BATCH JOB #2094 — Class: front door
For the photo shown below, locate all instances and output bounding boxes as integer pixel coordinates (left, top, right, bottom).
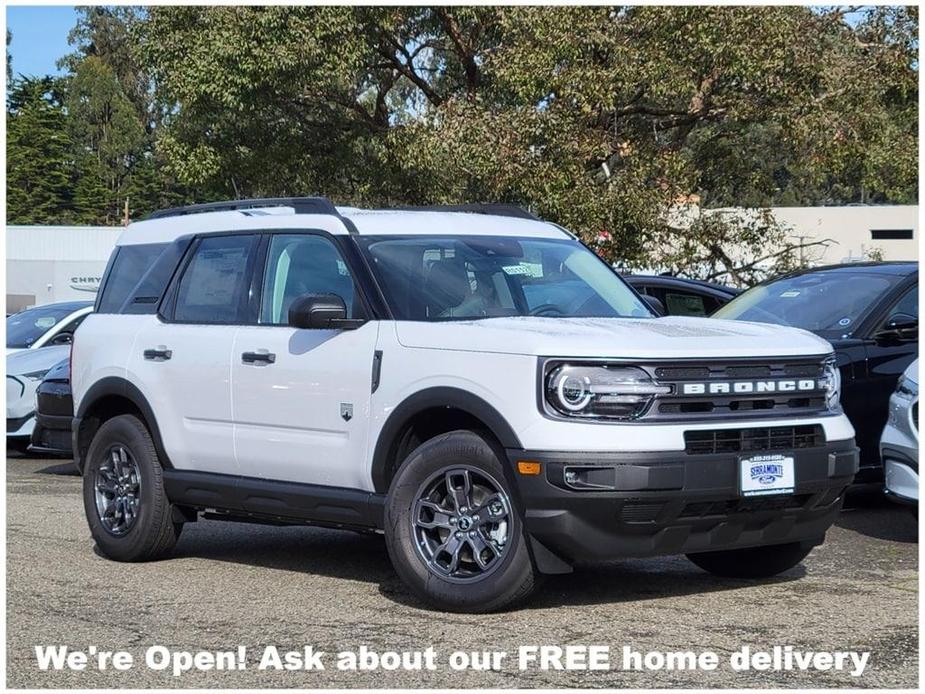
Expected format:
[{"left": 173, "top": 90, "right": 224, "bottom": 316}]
[
  {"left": 858, "top": 284, "right": 919, "bottom": 465},
  {"left": 232, "top": 232, "right": 380, "bottom": 489}
]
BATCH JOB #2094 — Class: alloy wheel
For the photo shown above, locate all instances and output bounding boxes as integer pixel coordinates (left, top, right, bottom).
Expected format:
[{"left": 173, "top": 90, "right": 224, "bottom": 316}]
[
  {"left": 411, "top": 466, "right": 512, "bottom": 582},
  {"left": 94, "top": 445, "right": 142, "bottom": 536}
]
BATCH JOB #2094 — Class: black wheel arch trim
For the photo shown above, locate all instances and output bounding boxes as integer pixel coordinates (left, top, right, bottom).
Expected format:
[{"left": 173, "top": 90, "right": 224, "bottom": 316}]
[
  {"left": 73, "top": 376, "right": 173, "bottom": 473},
  {"left": 370, "top": 387, "right": 523, "bottom": 493}
]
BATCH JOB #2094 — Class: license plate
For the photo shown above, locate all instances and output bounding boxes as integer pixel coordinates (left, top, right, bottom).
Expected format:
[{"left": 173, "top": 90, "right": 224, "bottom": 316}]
[{"left": 739, "top": 454, "right": 795, "bottom": 497}]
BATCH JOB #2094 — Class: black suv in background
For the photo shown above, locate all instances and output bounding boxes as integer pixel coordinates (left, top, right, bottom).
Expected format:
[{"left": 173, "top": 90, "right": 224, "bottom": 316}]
[{"left": 715, "top": 262, "right": 918, "bottom": 481}]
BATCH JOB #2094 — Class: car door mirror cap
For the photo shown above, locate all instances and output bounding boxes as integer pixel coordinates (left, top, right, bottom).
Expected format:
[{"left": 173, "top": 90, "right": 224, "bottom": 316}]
[
  {"left": 288, "top": 293, "right": 365, "bottom": 330},
  {"left": 876, "top": 313, "right": 918, "bottom": 342}
]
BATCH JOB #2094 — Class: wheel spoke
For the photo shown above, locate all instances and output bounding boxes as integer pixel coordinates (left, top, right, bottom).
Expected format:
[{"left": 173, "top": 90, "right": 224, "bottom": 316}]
[
  {"left": 468, "top": 531, "right": 500, "bottom": 569},
  {"left": 475, "top": 493, "right": 508, "bottom": 525},
  {"left": 436, "top": 534, "right": 464, "bottom": 573},
  {"left": 414, "top": 499, "right": 454, "bottom": 530},
  {"left": 445, "top": 469, "right": 472, "bottom": 513}
]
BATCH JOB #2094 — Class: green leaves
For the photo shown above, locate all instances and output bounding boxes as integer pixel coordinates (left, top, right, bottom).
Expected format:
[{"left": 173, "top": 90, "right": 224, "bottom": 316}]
[{"left": 7, "top": 6, "right": 917, "bottom": 282}]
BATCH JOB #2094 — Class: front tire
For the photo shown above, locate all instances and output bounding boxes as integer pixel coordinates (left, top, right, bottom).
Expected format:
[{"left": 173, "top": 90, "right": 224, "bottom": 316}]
[
  {"left": 384, "top": 430, "right": 536, "bottom": 612},
  {"left": 82, "top": 414, "right": 182, "bottom": 561},
  {"left": 686, "top": 541, "right": 814, "bottom": 578}
]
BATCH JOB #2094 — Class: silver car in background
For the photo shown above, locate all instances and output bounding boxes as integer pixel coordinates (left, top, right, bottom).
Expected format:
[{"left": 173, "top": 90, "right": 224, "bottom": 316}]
[{"left": 881, "top": 359, "right": 918, "bottom": 509}]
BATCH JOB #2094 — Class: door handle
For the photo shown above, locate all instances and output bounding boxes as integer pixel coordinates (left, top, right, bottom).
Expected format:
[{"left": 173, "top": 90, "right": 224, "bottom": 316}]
[
  {"left": 143, "top": 346, "right": 172, "bottom": 361},
  {"left": 242, "top": 350, "right": 276, "bottom": 365}
]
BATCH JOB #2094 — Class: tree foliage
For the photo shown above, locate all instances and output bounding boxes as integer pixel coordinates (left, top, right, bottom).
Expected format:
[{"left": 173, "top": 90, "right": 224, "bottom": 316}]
[{"left": 7, "top": 6, "right": 918, "bottom": 282}]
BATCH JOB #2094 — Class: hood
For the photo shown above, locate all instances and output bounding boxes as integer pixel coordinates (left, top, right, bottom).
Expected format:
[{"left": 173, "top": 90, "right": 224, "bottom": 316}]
[
  {"left": 6, "top": 345, "right": 70, "bottom": 377},
  {"left": 395, "top": 316, "right": 834, "bottom": 359}
]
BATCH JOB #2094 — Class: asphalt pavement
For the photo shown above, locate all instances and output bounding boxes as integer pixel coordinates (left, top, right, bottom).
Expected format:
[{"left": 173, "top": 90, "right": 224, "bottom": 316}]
[{"left": 6, "top": 455, "right": 919, "bottom": 688}]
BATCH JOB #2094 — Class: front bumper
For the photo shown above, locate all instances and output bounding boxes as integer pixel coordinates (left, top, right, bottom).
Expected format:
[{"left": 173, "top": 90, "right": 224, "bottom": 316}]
[
  {"left": 509, "top": 439, "right": 858, "bottom": 568},
  {"left": 6, "top": 411, "right": 35, "bottom": 439}
]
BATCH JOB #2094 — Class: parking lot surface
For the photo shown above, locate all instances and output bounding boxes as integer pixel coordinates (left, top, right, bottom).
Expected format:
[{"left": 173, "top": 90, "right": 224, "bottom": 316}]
[{"left": 6, "top": 456, "right": 919, "bottom": 689}]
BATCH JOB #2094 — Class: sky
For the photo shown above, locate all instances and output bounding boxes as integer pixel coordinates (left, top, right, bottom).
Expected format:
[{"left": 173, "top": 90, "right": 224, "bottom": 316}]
[{"left": 7, "top": 6, "right": 78, "bottom": 78}]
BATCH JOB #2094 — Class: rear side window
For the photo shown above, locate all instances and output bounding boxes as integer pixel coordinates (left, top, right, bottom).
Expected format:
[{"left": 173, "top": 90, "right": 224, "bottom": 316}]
[
  {"left": 173, "top": 235, "right": 257, "bottom": 324},
  {"left": 97, "top": 243, "right": 169, "bottom": 313}
]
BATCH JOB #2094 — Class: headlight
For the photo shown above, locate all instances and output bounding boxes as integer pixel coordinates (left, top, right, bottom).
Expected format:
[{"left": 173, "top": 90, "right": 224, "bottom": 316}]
[
  {"left": 20, "top": 369, "right": 50, "bottom": 382},
  {"left": 822, "top": 357, "right": 841, "bottom": 411},
  {"left": 545, "top": 364, "right": 670, "bottom": 420}
]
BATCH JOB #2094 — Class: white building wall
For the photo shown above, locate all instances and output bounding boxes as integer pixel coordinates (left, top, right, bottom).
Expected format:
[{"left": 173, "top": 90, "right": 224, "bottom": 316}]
[
  {"left": 6, "top": 226, "right": 123, "bottom": 310},
  {"left": 768, "top": 205, "right": 918, "bottom": 264}
]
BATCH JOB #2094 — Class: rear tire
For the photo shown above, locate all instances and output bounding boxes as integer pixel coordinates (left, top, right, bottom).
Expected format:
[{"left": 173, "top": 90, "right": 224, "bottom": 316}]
[
  {"left": 384, "top": 429, "right": 536, "bottom": 612},
  {"left": 82, "top": 414, "right": 182, "bottom": 561},
  {"left": 686, "top": 541, "right": 814, "bottom": 578}
]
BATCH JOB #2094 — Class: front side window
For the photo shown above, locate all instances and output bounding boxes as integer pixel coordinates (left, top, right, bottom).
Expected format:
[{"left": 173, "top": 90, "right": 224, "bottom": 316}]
[
  {"left": 713, "top": 270, "right": 901, "bottom": 337},
  {"left": 259, "top": 234, "right": 357, "bottom": 324},
  {"left": 358, "top": 235, "right": 650, "bottom": 321},
  {"left": 884, "top": 285, "right": 918, "bottom": 325},
  {"left": 174, "top": 235, "right": 257, "bottom": 323}
]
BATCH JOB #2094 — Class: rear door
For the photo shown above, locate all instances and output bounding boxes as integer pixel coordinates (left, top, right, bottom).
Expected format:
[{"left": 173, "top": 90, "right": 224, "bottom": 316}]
[
  {"left": 130, "top": 233, "right": 259, "bottom": 473},
  {"left": 231, "top": 232, "right": 379, "bottom": 489}
]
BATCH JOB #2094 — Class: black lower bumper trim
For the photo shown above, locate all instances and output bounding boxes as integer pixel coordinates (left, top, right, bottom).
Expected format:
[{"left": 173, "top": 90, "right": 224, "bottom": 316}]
[{"left": 509, "top": 439, "right": 859, "bottom": 564}]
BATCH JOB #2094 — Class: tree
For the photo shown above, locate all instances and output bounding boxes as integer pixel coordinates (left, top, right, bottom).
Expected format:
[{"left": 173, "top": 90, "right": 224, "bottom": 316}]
[
  {"left": 6, "top": 77, "right": 76, "bottom": 223},
  {"left": 66, "top": 55, "right": 146, "bottom": 223}
]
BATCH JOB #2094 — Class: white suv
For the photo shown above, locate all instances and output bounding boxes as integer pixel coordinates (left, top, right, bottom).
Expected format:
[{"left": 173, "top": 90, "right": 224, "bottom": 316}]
[{"left": 72, "top": 198, "right": 859, "bottom": 612}]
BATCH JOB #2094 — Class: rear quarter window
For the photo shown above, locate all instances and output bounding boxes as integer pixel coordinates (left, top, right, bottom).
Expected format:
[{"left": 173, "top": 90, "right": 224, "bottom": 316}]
[{"left": 97, "top": 243, "right": 171, "bottom": 314}]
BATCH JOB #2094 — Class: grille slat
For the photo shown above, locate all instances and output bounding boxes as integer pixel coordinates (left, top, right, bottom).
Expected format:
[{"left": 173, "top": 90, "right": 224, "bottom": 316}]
[{"left": 684, "top": 425, "right": 825, "bottom": 455}]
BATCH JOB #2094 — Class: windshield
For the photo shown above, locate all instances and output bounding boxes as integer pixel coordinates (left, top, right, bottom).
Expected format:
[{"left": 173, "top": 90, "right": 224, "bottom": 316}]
[
  {"left": 6, "top": 304, "right": 79, "bottom": 348},
  {"left": 713, "top": 271, "right": 900, "bottom": 336},
  {"left": 358, "top": 235, "right": 650, "bottom": 321}
]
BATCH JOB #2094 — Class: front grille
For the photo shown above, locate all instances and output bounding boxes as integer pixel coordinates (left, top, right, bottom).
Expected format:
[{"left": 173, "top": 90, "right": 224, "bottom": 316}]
[
  {"left": 644, "top": 358, "right": 830, "bottom": 421},
  {"left": 684, "top": 424, "right": 825, "bottom": 455}
]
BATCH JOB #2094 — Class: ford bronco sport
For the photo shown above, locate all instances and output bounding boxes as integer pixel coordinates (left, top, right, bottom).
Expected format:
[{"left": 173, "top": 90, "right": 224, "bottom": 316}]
[{"left": 72, "top": 198, "right": 859, "bottom": 612}]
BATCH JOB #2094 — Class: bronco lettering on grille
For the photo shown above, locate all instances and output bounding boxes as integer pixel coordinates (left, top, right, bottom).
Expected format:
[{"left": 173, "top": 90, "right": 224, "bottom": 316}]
[{"left": 681, "top": 379, "right": 822, "bottom": 396}]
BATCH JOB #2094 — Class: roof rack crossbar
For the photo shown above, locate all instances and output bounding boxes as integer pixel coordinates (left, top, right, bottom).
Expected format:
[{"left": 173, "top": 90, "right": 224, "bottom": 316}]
[
  {"left": 387, "top": 203, "right": 539, "bottom": 221},
  {"left": 146, "top": 197, "right": 338, "bottom": 220}
]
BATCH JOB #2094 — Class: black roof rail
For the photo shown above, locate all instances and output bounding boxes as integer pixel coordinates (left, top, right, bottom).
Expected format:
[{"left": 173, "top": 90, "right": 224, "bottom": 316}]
[
  {"left": 387, "top": 203, "right": 540, "bottom": 221},
  {"left": 145, "top": 196, "right": 338, "bottom": 220}
]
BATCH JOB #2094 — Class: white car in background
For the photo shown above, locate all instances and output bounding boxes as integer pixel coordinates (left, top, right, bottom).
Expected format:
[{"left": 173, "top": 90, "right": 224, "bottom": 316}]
[
  {"left": 881, "top": 360, "right": 918, "bottom": 510},
  {"left": 7, "top": 345, "right": 71, "bottom": 452},
  {"left": 6, "top": 301, "right": 93, "bottom": 354}
]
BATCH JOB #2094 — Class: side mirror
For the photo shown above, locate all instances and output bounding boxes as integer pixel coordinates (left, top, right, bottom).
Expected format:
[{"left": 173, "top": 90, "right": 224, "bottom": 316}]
[
  {"left": 50, "top": 332, "right": 73, "bottom": 346},
  {"left": 288, "top": 293, "right": 364, "bottom": 330},
  {"left": 642, "top": 295, "right": 666, "bottom": 317},
  {"left": 876, "top": 313, "right": 918, "bottom": 342}
]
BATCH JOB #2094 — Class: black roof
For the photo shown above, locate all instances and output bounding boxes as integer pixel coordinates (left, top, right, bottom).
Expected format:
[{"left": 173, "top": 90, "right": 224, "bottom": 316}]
[
  {"left": 623, "top": 274, "right": 741, "bottom": 296},
  {"left": 773, "top": 261, "right": 918, "bottom": 281}
]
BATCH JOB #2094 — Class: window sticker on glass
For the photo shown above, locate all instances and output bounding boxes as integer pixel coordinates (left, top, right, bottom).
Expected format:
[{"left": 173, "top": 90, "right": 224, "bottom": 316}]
[
  {"left": 780, "top": 290, "right": 801, "bottom": 298},
  {"left": 838, "top": 317, "right": 852, "bottom": 326},
  {"left": 35, "top": 316, "right": 57, "bottom": 329},
  {"left": 502, "top": 263, "right": 542, "bottom": 278}
]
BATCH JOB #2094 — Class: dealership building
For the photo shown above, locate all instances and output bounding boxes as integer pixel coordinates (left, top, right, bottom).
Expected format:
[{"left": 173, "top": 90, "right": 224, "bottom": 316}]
[
  {"left": 6, "top": 225, "right": 124, "bottom": 313},
  {"left": 5, "top": 205, "right": 919, "bottom": 312}
]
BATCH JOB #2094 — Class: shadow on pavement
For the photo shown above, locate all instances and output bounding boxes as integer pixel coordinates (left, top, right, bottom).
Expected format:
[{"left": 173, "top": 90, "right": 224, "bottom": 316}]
[
  {"left": 835, "top": 502, "right": 918, "bottom": 543},
  {"left": 36, "top": 461, "right": 80, "bottom": 476},
  {"left": 151, "top": 516, "right": 805, "bottom": 611}
]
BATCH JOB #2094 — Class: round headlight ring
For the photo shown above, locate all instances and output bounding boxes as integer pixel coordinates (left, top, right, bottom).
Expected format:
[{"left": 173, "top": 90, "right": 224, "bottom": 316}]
[{"left": 556, "top": 373, "right": 593, "bottom": 412}]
